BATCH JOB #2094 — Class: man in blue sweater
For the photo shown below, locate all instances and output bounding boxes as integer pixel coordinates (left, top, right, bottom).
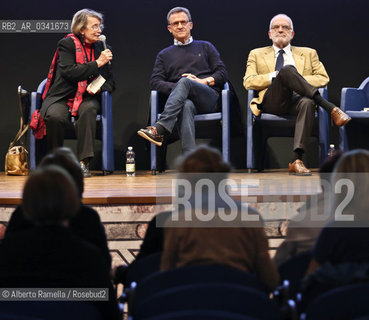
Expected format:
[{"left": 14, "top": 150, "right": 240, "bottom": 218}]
[{"left": 138, "top": 7, "right": 228, "bottom": 154}]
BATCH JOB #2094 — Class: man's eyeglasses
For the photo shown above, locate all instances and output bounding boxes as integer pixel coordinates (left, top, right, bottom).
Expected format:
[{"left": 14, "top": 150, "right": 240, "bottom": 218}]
[
  {"left": 169, "top": 20, "right": 189, "bottom": 28},
  {"left": 271, "top": 25, "right": 292, "bottom": 31},
  {"left": 88, "top": 24, "right": 104, "bottom": 31}
]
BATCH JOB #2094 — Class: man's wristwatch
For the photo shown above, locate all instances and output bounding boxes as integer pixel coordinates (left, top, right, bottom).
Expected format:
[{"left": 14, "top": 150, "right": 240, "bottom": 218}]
[{"left": 206, "top": 77, "right": 212, "bottom": 86}]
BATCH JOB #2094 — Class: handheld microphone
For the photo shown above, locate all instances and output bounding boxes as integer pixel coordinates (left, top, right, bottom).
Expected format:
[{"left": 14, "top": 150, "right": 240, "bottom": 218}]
[{"left": 99, "top": 35, "right": 111, "bottom": 65}]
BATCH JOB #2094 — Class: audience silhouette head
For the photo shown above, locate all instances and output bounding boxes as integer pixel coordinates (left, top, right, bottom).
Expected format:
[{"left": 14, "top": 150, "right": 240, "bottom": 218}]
[
  {"left": 39, "top": 147, "right": 84, "bottom": 198},
  {"left": 176, "top": 145, "right": 231, "bottom": 173},
  {"left": 22, "top": 165, "right": 79, "bottom": 226},
  {"left": 333, "top": 149, "right": 369, "bottom": 174},
  {"left": 175, "top": 145, "right": 232, "bottom": 189},
  {"left": 331, "top": 149, "right": 369, "bottom": 220}
]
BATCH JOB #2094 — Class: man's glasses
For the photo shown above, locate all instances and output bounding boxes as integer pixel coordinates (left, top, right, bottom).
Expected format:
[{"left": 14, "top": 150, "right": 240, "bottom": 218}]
[
  {"left": 271, "top": 25, "right": 292, "bottom": 31},
  {"left": 169, "top": 20, "right": 189, "bottom": 28}
]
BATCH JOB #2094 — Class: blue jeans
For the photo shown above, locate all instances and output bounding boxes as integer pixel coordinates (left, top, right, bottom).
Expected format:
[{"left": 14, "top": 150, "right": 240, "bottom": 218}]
[{"left": 157, "top": 77, "right": 219, "bottom": 153}]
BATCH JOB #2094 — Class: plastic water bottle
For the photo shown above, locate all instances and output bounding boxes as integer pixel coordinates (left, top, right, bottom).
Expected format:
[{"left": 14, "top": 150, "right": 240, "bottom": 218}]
[
  {"left": 328, "top": 144, "right": 335, "bottom": 157},
  {"left": 126, "top": 146, "right": 135, "bottom": 176}
]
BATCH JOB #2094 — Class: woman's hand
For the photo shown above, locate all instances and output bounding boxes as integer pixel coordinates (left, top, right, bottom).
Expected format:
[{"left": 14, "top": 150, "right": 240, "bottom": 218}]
[{"left": 96, "top": 49, "right": 113, "bottom": 67}]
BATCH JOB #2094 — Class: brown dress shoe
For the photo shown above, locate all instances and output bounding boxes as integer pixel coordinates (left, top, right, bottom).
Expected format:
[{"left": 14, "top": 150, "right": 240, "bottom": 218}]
[
  {"left": 331, "top": 107, "right": 351, "bottom": 127},
  {"left": 137, "top": 126, "right": 164, "bottom": 146},
  {"left": 288, "top": 159, "right": 312, "bottom": 176}
]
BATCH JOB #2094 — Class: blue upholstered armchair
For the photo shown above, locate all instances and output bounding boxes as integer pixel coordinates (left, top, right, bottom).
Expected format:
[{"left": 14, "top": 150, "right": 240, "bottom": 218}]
[
  {"left": 246, "top": 88, "right": 329, "bottom": 171},
  {"left": 29, "top": 79, "right": 114, "bottom": 174},
  {"left": 339, "top": 76, "right": 369, "bottom": 150},
  {"left": 149, "top": 83, "right": 230, "bottom": 174}
]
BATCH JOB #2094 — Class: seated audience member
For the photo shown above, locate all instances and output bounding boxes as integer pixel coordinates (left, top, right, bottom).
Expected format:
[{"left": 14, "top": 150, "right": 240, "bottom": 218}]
[
  {"left": 160, "top": 145, "right": 280, "bottom": 291},
  {"left": 114, "top": 211, "right": 171, "bottom": 286},
  {"left": 5, "top": 147, "right": 111, "bottom": 267},
  {"left": 135, "top": 211, "right": 171, "bottom": 260},
  {"left": 274, "top": 151, "right": 344, "bottom": 266},
  {"left": 301, "top": 150, "right": 369, "bottom": 302},
  {"left": 0, "top": 165, "right": 120, "bottom": 319}
]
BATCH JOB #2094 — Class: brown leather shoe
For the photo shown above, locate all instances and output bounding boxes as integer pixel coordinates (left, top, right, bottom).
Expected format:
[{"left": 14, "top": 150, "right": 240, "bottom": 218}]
[
  {"left": 331, "top": 107, "right": 351, "bottom": 127},
  {"left": 137, "top": 126, "right": 164, "bottom": 146},
  {"left": 288, "top": 159, "right": 312, "bottom": 176}
]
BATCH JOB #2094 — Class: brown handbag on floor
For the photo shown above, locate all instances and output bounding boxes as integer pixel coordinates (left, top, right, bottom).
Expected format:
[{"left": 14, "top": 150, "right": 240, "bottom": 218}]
[
  {"left": 5, "top": 86, "right": 30, "bottom": 176},
  {"left": 5, "top": 144, "right": 29, "bottom": 176}
]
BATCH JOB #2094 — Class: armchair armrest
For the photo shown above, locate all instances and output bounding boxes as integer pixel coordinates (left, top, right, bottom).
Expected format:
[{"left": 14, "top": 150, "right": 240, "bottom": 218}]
[
  {"left": 30, "top": 78, "right": 48, "bottom": 116},
  {"left": 317, "top": 87, "right": 329, "bottom": 163},
  {"left": 150, "top": 90, "right": 159, "bottom": 172},
  {"left": 246, "top": 90, "right": 256, "bottom": 169},
  {"left": 221, "top": 82, "right": 230, "bottom": 162},
  {"left": 101, "top": 90, "right": 114, "bottom": 172},
  {"left": 29, "top": 89, "right": 44, "bottom": 170},
  {"left": 30, "top": 92, "right": 42, "bottom": 114},
  {"left": 150, "top": 90, "right": 159, "bottom": 126},
  {"left": 340, "top": 88, "right": 368, "bottom": 112}
]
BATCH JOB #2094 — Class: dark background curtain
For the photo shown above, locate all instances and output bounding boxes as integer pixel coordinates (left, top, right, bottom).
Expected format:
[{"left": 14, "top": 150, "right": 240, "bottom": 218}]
[{"left": 1, "top": 0, "right": 368, "bottom": 170}]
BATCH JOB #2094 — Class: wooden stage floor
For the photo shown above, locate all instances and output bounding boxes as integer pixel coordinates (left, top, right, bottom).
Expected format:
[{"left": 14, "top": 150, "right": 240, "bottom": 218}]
[{"left": 0, "top": 169, "right": 321, "bottom": 205}]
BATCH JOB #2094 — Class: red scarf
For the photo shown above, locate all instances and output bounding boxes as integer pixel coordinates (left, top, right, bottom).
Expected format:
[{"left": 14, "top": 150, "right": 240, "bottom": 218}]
[
  {"left": 43, "top": 33, "right": 94, "bottom": 116},
  {"left": 30, "top": 109, "right": 46, "bottom": 139}
]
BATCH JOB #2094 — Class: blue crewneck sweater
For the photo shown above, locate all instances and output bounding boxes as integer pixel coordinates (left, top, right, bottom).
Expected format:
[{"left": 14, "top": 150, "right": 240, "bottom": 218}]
[{"left": 150, "top": 40, "right": 228, "bottom": 95}]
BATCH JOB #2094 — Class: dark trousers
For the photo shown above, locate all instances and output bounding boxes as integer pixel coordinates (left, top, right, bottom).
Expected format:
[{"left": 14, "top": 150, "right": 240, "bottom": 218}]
[
  {"left": 261, "top": 65, "right": 318, "bottom": 151},
  {"left": 44, "top": 96, "right": 101, "bottom": 161}
]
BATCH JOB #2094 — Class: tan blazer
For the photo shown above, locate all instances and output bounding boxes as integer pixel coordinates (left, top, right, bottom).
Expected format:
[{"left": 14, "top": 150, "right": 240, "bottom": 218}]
[{"left": 243, "top": 46, "right": 329, "bottom": 116}]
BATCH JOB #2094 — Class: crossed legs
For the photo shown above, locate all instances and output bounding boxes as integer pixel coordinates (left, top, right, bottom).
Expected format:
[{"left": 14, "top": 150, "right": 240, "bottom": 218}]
[
  {"left": 261, "top": 66, "right": 317, "bottom": 153},
  {"left": 138, "top": 77, "right": 219, "bottom": 153},
  {"left": 260, "top": 66, "right": 321, "bottom": 175}
]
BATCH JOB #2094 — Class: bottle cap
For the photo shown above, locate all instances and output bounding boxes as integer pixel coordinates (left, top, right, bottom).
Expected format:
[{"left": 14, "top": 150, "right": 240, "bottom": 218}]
[
  {"left": 128, "top": 146, "right": 133, "bottom": 150},
  {"left": 329, "top": 144, "right": 334, "bottom": 148}
]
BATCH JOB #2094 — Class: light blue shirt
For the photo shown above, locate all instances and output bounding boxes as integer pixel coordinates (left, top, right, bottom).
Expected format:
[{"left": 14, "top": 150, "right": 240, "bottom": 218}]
[{"left": 174, "top": 36, "right": 193, "bottom": 46}]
